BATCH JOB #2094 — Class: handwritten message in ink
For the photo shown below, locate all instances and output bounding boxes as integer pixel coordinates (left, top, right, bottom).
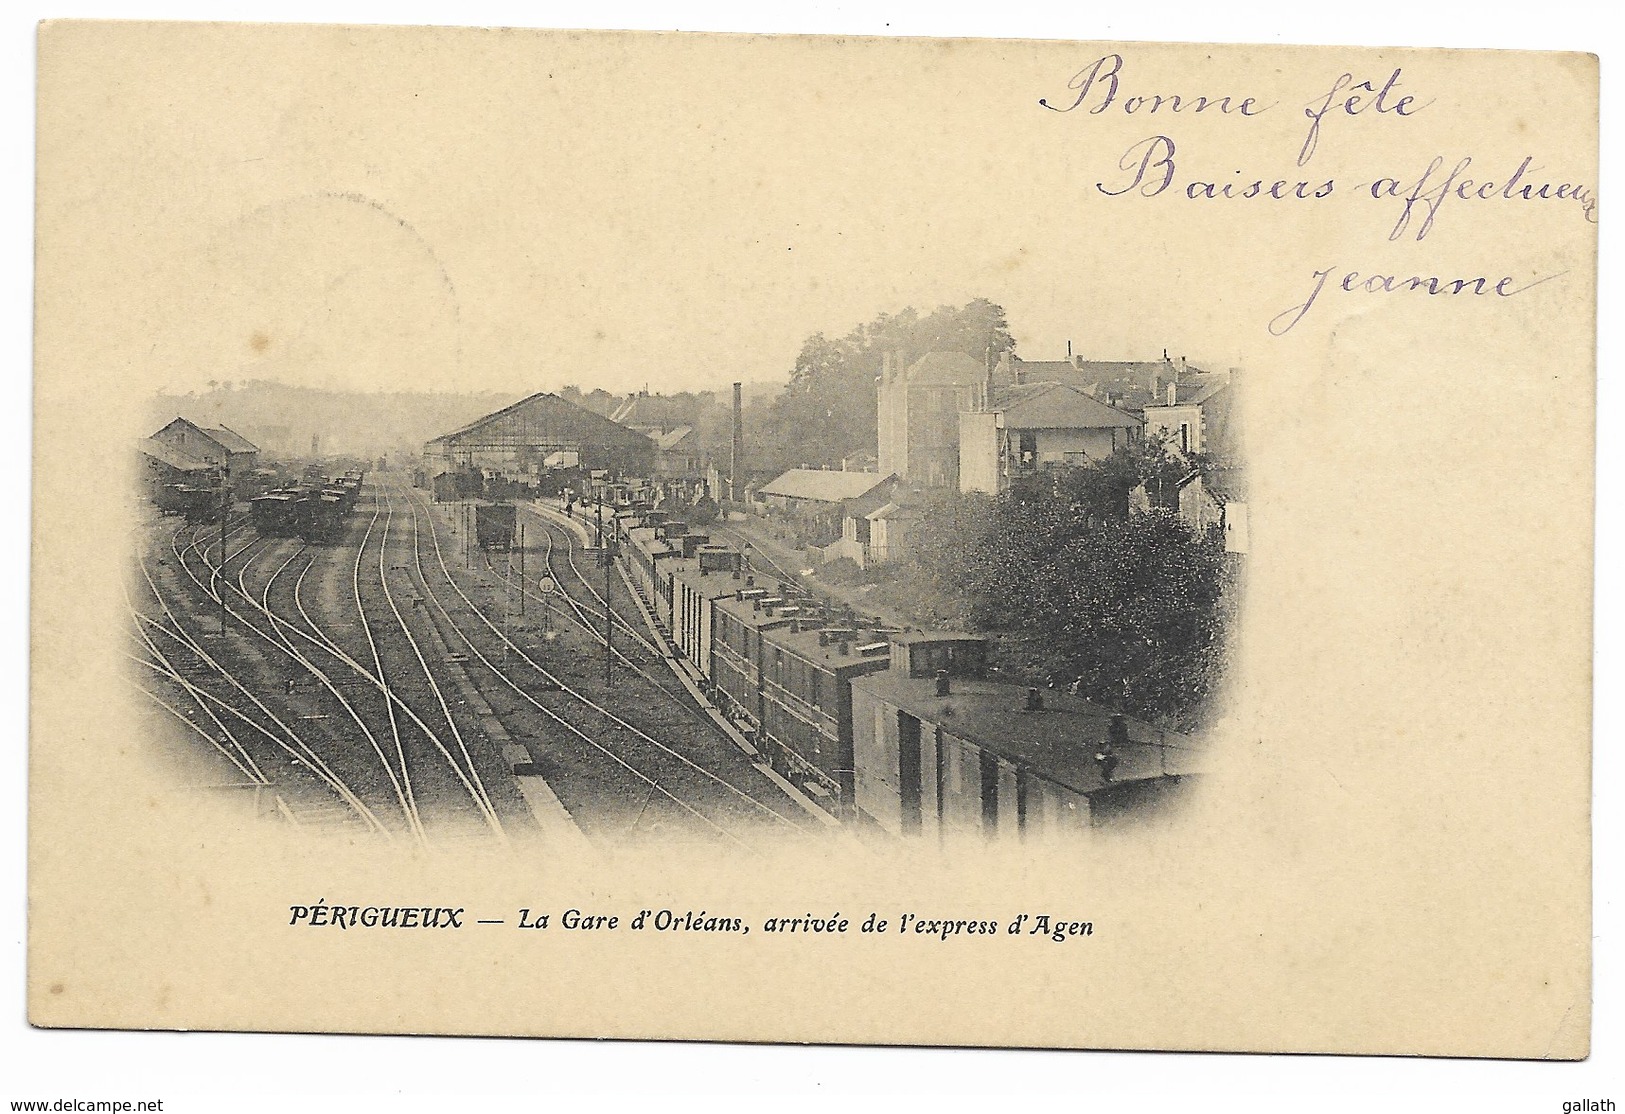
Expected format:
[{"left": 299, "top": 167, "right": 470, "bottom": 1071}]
[{"left": 1040, "top": 54, "right": 1595, "bottom": 334}]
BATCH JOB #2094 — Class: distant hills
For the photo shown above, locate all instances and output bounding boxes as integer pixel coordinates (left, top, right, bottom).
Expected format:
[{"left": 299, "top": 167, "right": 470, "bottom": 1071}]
[
  {"left": 142, "top": 381, "right": 525, "bottom": 460},
  {"left": 142, "top": 377, "right": 787, "bottom": 462}
]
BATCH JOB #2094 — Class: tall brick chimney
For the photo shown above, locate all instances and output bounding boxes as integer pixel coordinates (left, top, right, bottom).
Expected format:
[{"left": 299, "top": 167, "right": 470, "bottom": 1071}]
[{"left": 730, "top": 382, "right": 743, "bottom": 503}]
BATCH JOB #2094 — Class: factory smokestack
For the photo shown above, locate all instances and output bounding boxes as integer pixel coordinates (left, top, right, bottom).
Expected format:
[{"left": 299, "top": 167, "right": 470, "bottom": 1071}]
[{"left": 730, "top": 381, "right": 743, "bottom": 503}]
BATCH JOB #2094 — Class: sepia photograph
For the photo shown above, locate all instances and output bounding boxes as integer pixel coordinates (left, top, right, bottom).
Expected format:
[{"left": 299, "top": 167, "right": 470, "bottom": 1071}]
[
  {"left": 21, "top": 6, "right": 1610, "bottom": 1098},
  {"left": 132, "top": 310, "right": 1237, "bottom": 849}
]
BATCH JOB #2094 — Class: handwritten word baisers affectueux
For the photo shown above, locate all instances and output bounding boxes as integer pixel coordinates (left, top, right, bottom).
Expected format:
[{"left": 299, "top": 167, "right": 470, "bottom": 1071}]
[
  {"left": 289, "top": 899, "right": 464, "bottom": 929},
  {"left": 1096, "top": 140, "right": 1593, "bottom": 236}
]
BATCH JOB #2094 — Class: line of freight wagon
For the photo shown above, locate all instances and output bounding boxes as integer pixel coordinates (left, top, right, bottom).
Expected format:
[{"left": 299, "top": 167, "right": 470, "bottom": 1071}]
[
  {"left": 249, "top": 470, "right": 365, "bottom": 543},
  {"left": 611, "top": 500, "right": 1202, "bottom": 842}
]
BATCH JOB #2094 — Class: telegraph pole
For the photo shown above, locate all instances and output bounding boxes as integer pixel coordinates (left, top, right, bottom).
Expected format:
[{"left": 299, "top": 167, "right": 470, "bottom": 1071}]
[
  {"left": 217, "top": 466, "right": 230, "bottom": 635},
  {"left": 602, "top": 535, "right": 616, "bottom": 688},
  {"left": 518, "top": 522, "right": 525, "bottom": 619}
]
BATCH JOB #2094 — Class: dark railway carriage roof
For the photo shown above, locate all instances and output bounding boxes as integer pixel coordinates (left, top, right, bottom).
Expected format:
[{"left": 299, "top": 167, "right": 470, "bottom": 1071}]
[
  {"left": 426, "top": 391, "right": 653, "bottom": 451},
  {"left": 669, "top": 559, "right": 753, "bottom": 600},
  {"left": 712, "top": 591, "right": 893, "bottom": 672},
  {"left": 851, "top": 672, "right": 1193, "bottom": 796}
]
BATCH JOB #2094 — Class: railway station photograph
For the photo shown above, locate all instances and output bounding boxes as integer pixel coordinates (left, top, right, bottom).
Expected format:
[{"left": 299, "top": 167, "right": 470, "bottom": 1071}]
[{"left": 128, "top": 323, "right": 1245, "bottom": 852}]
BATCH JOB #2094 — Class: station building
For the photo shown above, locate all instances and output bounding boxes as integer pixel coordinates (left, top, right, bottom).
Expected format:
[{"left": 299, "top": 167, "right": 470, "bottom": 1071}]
[
  {"left": 149, "top": 418, "right": 260, "bottom": 475},
  {"left": 423, "top": 391, "right": 654, "bottom": 483}
]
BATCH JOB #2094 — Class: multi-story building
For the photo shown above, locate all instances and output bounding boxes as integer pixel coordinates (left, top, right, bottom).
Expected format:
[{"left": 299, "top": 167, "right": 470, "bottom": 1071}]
[
  {"left": 1140, "top": 370, "right": 1239, "bottom": 458},
  {"left": 958, "top": 383, "right": 1143, "bottom": 494},
  {"left": 881, "top": 348, "right": 1221, "bottom": 493},
  {"left": 877, "top": 351, "right": 987, "bottom": 488}
]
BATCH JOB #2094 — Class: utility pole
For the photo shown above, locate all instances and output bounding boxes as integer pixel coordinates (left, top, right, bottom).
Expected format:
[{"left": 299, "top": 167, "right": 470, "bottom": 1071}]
[
  {"left": 602, "top": 536, "right": 616, "bottom": 688},
  {"left": 501, "top": 538, "right": 512, "bottom": 668},
  {"left": 217, "top": 466, "right": 230, "bottom": 635},
  {"left": 730, "top": 381, "right": 743, "bottom": 504},
  {"left": 518, "top": 522, "right": 525, "bottom": 619}
]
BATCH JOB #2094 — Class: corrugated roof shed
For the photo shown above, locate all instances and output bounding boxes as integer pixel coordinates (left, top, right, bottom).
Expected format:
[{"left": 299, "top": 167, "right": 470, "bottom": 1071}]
[
  {"left": 758, "top": 469, "right": 895, "bottom": 504},
  {"left": 203, "top": 425, "right": 259, "bottom": 453},
  {"left": 139, "top": 437, "right": 215, "bottom": 472},
  {"left": 429, "top": 391, "right": 651, "bottom": 451}
]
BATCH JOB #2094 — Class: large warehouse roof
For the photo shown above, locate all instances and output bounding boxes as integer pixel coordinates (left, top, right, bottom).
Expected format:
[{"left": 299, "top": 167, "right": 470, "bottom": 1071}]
[{"left": 427, "top": 391, "right": 653, "bottom": 453}]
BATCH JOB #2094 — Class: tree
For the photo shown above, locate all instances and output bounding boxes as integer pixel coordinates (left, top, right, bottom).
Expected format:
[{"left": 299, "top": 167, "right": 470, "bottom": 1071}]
[
  {"left": 1036, "top": 511, "right": 1230, "bottom": 721},
  {"left": 902, "top": 444, "right": 1234, "bottom": 723},
  {"left": 762, "top": 299, "right": 1017, "bottom": 471},
  {"left": 1040, "top": 431, "right": 1189, "bottom": 520}
]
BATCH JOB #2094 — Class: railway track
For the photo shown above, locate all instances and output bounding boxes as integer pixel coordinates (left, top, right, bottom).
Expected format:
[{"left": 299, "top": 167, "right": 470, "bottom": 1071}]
[
  {"left": 128, "top": 479, "right": 833, "bottom": 851},
  {"left": 135, "top": 504, "right": 522, "bottom": 845},
  {"left": 400, "top": 481, "right": 826, "bottom": 849},
  {"left": 127, "top": 518, "right": 388, "bottom": 833},
  {"left": 247, "top": 497, "right": 518, "bottom": 847}
]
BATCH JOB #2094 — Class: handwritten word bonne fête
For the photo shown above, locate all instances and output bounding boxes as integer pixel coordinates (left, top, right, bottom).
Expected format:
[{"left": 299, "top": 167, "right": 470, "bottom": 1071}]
[{"left": 1040, "top": 55, "right": 1427, "bottom": 169}]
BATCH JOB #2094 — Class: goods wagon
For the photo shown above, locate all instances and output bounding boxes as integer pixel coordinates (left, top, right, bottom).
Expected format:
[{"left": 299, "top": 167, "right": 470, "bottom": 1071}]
[
  {"left": 475, "top": 502, "right": 517, "bottom": 550},
  {"left": 155, "top": 483, "right": 222, "bottom": 523},
  {"left": 250, "top": 491, "right": 302, "bottom": 537},
  {"left": 297, "top": 491, "right": 348, "bottom": 543}
]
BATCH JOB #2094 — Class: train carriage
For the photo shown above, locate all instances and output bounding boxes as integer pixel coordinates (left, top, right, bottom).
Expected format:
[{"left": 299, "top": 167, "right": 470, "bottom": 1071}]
[
  {"left": 156, "top": 483, "right": 222, "bottom": 523},
  {"left": 667, "top": 552, "right": 747, "bottom": 685},
  {"left": 610, "top": 500, "right": 1201, "bottom": 835},
  {"left": 297, "top": 491, "right": 348, "bottom": 543},
  {"left": 249, "top": 491, "right": 302, "bottom": 537},
  {"left": 753, "top": 620, "right": 891, "bottom": 815},
  {"left": 475, "top": 501, "right": 518, "bottom": 550},
  {"left": 849, "top": 635, "right": 1195, "bottom": 841},
  {"left": 621, "top": 526, "right": 672, "bottom": 623}
]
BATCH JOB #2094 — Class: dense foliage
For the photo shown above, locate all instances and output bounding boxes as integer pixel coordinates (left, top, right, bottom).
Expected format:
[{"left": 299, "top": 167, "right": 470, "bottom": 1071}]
[
  {"left": 903, "top": 441, "right": 1234, "bottom": 723},
  {"left": 757, "top": 299, "right": 1016, "bottom": 473}
]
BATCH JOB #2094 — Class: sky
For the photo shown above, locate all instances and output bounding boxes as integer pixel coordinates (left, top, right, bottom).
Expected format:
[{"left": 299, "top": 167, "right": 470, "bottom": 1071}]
[{"left": 43, "top": 25, "right": 1360, "bottom": 400}]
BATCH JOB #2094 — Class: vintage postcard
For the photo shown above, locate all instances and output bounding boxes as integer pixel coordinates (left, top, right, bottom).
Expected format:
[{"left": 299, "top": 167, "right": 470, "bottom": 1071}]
[{"left": 29, "top": 22, "right": 1596, "bottom": 1056}]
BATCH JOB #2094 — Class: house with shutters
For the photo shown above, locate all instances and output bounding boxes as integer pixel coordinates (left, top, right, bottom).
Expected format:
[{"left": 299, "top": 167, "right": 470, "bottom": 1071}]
[{"left": 958, "top": 381, "right": 1144, "bottom": 495}]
